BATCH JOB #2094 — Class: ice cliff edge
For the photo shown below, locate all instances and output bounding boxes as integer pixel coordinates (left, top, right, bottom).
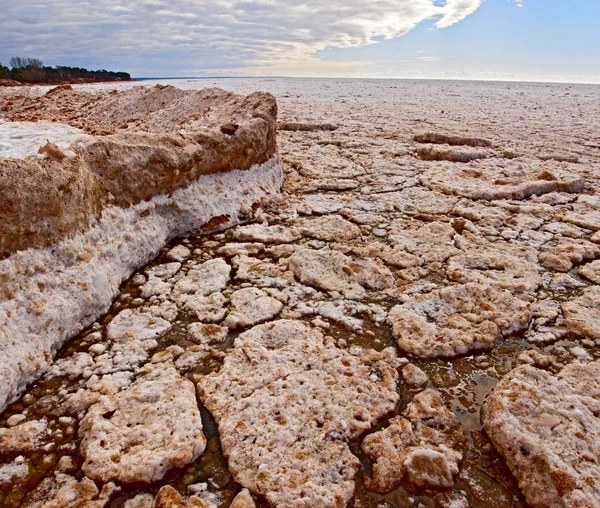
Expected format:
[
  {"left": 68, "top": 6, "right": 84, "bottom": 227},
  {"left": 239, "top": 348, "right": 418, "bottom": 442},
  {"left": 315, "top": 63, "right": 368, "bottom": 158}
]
[{"left": 0, "top": 85, "right": 283, "bottom": 411}]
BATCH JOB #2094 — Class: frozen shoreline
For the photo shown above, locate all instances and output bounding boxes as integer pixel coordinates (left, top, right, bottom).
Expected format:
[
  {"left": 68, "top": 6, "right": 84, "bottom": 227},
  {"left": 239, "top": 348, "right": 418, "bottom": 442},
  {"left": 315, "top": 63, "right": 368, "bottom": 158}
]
[
  {"left": 0, "top": 156, "right": 282, "bottom": 412},
  {"left": 1, "top": 79, "right": 600, "bottom": 507}
]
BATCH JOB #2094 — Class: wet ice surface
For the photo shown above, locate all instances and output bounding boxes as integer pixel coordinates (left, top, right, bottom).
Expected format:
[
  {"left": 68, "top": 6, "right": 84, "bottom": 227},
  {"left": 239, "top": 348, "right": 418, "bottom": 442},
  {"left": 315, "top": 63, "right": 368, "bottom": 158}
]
[
  {"left": 2, "top": 78, "right": 600, "bottom": 507},
  {"left": 0, "top": 120, "right": 87, "bottom": 158}
]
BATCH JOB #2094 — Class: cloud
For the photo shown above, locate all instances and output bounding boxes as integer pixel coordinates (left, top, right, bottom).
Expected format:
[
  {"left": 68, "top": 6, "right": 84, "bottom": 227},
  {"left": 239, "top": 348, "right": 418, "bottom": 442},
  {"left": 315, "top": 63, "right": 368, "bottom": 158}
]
[
  {"left": 0, "top": 0, "right": 482, "bottom": 75},
  {"left": 435, "top": 0, "right": 481, "bottom": 28}
]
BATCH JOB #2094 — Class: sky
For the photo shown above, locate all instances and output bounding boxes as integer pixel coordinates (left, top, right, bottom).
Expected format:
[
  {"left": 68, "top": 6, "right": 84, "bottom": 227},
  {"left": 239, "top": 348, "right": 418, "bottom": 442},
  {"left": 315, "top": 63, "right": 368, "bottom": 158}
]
[{"left": 1, "top": 0, "right": 599, "bottom": 83}]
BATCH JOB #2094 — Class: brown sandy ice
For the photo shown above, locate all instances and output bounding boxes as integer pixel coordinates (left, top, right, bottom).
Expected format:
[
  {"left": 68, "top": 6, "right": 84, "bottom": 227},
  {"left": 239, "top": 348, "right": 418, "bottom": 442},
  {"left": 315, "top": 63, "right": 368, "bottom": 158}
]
[
  {"left": 483, "top": 362, "right": 600, "bottom": 508},
  {"left": 27, "top": 476, "right": 117, "bottom": 508},
  {"left": 421, "top": 163, "right": 584, "bottom": 201},
  {"left": 79, "top": 363, "right": 206, "bottom": 483},
  {"left": 562, "top": 286, "right": 600, "bottom": 340},
  {"left": 197, "top": 320, "right": 400, "bottom": 507},
  {"left": 389, "top": 283, "right": 531, "bottom": 358},
  {"left": 222, "top": 287, "right": 283, "bottom": 329},
  {"left": 0, "top": 85, "right": 278, "bottom": 252},
  {"left": 362, "top": 389, "right": 466, "bottom": 492},
  {"left": 288, "top": 247, "right": 394, "bottom": 299}
]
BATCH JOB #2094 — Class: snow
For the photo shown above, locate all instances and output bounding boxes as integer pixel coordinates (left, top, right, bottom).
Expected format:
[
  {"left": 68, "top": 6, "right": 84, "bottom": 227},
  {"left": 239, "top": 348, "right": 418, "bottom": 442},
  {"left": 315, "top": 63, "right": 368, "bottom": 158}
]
[{"left": 0, "top": 120, "right": 87, "bottom": 158}]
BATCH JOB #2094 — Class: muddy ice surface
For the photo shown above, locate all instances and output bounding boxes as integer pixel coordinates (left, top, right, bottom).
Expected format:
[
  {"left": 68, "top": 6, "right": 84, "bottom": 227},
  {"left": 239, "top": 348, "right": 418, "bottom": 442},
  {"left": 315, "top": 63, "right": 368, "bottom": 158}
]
[{"left": 1, "top": 79, "right": 600, "bottom": 507}]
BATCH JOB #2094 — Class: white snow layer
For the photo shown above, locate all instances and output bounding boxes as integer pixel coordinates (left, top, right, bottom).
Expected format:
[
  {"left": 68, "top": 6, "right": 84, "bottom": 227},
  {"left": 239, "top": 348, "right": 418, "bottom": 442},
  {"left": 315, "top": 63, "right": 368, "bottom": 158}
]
[
  {"left": 0, "top": 120, "right": 88, "bottom": 158},
  {"left": 0, "top": 156, "right": 283, "bottom": 411}
]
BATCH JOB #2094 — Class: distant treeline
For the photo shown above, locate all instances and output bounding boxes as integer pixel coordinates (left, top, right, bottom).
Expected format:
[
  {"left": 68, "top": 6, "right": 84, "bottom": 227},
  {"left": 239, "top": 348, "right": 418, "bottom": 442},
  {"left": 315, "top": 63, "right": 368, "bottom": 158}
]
[{"left": 0, "top": 57, "right": 131, "bottom": 84}]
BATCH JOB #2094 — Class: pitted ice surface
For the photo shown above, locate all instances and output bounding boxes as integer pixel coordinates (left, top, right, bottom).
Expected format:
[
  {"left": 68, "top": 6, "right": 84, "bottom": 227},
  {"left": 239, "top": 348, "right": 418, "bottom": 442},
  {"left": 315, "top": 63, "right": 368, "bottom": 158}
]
[
  {"left": 362, "top": 389, "right": 466, "bottom": 492},
  {"left": 80, "top": 364, "right": 206, "bottom": 483},
  {"left": 389, "top": 283, "right": 531, "bottom": 358},
  {"left": 483, "top": 362, "right": 600, "bottom": 508},
  {"left": 197, "top": 320, "right": 399, "bottom": 507},
  {"left": 288, "top": 247, "right": 394, "bottom": 299},
  {"left": 421, "top": 164, "right": 585, "bottom": 201}
]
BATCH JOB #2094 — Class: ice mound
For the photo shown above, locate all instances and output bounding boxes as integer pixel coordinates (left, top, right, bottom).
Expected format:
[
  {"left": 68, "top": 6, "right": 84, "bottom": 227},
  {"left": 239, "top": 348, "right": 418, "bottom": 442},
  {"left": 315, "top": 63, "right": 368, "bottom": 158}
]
[
  {"left": 0, "top": 85, "right": 282, "bottom": 412},
  {"left": 0, "top": 120, "right": 87, "bottom": 159}
]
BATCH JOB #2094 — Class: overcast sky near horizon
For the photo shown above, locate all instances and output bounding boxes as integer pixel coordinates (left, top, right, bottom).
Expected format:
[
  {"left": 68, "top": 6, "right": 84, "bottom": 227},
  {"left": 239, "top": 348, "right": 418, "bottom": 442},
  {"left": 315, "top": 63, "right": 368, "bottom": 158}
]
[{"left": 1, "top": 0, "right": 599, "bottom": 83}]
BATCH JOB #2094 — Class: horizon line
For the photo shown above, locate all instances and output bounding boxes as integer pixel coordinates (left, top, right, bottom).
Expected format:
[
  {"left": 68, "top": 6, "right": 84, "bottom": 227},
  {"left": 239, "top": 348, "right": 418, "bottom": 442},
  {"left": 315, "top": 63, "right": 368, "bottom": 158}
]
[{"left": 132, "top": 75, "right": 600, "bottom": 86}]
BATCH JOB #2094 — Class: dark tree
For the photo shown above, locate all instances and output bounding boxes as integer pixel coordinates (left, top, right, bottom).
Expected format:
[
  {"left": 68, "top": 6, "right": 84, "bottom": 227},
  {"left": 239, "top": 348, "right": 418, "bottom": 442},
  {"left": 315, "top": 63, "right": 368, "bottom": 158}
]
[
  {"left": 6, "top": 57, "right": 131, "bottom": 84},
  {"left": 10, "top": 56, "right": 43, "bottom": 69}
]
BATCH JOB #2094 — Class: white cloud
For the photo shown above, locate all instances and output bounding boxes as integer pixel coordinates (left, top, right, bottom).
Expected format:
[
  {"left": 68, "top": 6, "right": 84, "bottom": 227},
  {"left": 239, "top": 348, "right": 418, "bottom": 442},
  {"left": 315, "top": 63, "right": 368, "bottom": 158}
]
[
  {"left": 0, "top": 0, "right": 483, "bottom": 75},
  {"left": 435, "top": 0, "right": 481, "bottom": 28}
]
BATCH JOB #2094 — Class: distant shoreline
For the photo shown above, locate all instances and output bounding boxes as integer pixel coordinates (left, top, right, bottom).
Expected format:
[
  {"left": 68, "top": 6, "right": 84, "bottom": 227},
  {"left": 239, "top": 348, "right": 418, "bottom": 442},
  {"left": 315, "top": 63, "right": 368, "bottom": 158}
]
[
  {"left": 0, "top": 77, "right": 135, "bottom": 87},
  {"left": 0, "top": 59, "right": 132, "bottom": 87}
]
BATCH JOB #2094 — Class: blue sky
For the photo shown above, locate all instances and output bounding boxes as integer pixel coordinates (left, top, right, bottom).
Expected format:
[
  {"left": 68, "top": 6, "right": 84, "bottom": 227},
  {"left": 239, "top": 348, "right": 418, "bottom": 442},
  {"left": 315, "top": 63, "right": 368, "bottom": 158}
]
[
  {"left": 1, "top": 0, "right": 599, "bottom": 83},
  {"left": 317, "top": 0, "right": 600, "bottom": 82}
]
